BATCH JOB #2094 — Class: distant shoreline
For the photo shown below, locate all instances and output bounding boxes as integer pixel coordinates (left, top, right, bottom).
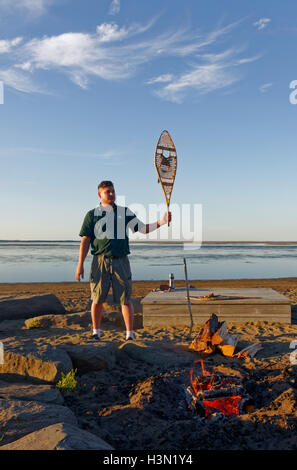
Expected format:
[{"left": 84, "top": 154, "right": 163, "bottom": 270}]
[{"left": 1, "top": 240, "right": 297, "bottom": 245}]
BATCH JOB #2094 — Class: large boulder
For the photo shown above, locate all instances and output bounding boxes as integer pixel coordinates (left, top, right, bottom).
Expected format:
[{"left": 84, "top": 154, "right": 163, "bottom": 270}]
[
  {"left": 0, "top": 379, "right": 64, "bottom": 405},
  {"left": 0, "top": 294, "right": 65, "bottom": 321},
  {"left": 24, "top": 312, "right": 90, "bottom": 330},
  {"left": 119, "top": 341, "right": 195, "bottom": 367},
  {"left": 0, "top": 343, "right": 73, "bottom": 384},
  {"left": 59, "top": 343, "right": 117, "bottom": 374},
  {"left": 0, "top": 399, "right": 78, "bottom": 447},
  {"left": 0, "top": 422, "right": 114, "bottom": 450},
  {"left": 103, "top": 295, "right": 142, "bottom": 313}
]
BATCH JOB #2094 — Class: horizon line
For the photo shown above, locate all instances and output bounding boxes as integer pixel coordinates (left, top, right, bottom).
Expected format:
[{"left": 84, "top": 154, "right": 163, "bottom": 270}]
[{"left": 1, "top": 239, "right": 297, "bottom": 244}]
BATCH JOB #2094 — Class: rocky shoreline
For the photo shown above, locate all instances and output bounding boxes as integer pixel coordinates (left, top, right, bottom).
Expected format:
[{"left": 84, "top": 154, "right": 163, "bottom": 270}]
[{"left": 0, "top": 279, "right": 297, "bottom": 450}]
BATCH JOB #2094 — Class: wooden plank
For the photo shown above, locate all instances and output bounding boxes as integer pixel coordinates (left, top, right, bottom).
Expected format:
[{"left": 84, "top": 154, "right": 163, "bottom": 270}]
[
  {"left": 143, "top": 315, "right": 291, "bottom": 327},
  {"left": 141, "top": 288, "right": 291, "bottom": 326},
  {"left": 142, "top": 289, "right": 291, "bottom": 305},
  {"left": 143, "top": 306, "right": 291, "bottom": 326}
]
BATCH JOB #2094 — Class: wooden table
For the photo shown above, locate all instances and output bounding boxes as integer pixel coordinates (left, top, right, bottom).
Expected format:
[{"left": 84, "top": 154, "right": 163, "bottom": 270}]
[{"left": 141, "top": 288, "right": 291, "bottom": 326}]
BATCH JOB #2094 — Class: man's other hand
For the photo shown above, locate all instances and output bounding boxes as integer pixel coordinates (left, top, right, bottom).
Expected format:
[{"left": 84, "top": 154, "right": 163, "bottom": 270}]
[
  {"left": 75, "top": 265, "right": 84, "bottom": 282},
  {"left": 160, "top": 211, "right": 172, "bottom": 225}
]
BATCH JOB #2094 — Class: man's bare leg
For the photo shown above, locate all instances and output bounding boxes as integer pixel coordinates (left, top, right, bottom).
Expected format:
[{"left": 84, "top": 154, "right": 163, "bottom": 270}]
[
  {"left": 121, "top": 301, "right": 134, "bottom": 339},
  {"left": 91, "top": 301, "right": 104, "bottom": 336}
]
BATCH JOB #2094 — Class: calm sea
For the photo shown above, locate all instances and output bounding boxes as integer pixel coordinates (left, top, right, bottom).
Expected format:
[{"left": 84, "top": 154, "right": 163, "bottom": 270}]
[{"left": 0, "top": 241, "right": 297, "bottom": 283}]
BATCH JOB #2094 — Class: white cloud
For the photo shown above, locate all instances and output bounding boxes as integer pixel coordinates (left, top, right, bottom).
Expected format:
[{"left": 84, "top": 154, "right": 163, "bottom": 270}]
[
  {"left": 145, "top": 74, "right": 173, "bottom": 85},
  {"left": 154, "top": 61, "right": 239, "bottom": 103},
  {"left": 96, "top": 23, "right": 133, "bottom": 43},
  {"left": 236, "top": 55, "right": 261, "bottom": 65},
  {"left": 0, "top": 68, "right": 44, "bottom": 93},
  {"left": 150, "top": 47, "right": 255, "bottom": 103},
  {"left": 0, "top": 0, "right": 54, "bottom": 15},
  {"left": 109, "top": 0, "right": 120, "bottom": 15},
  {"left": 259, "top": 82, "right": 272, "bottom": 93},
  {"left": 0, "top": 37, "right": 23, "bottom": 54},
  {"left": 0, "top": 17, "right": 260, "bottom": 102},
  {"left": 253, "top": 18, "right": 271, "bottom": 31}
]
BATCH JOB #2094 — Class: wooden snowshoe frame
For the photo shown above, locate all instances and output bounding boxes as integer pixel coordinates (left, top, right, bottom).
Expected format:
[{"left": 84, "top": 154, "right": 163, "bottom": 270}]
[{"left": 154, "top": 130, "right": 177, "bottom": 225}]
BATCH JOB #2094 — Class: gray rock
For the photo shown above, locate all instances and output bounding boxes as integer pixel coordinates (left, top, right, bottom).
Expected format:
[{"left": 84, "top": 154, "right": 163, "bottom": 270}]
[
  {"left": 0, "top": 422, "right": 114, "bottom": 450},
  {"left": 119, "top": 341, "right": 194, "bottom": 367},
  {"left": 0, "top": 319, "right": 26, "bottom": 332},
  {"left": 24, "top": 312, "right": 91, "bottom": 330},
  {"left": 0, "top": 294, "right": 65, "bottom": 321},
  {"left": 102, "top": 310, "right": 125, "bottom": 327},
  {"left": 103, "top": 295, "right": 142, "bottom": 313},
  {"left": 0, "top": 379, "right": 64, "bottom": 404},
  {"left": 0, "top": 343, "right": 73, "bottom": 384},
  {"left": 60, "top": 342, "right": 117, "bottom": 374},
  {"left": 0, "top": 399, "right": 77, "bottom": 447}
]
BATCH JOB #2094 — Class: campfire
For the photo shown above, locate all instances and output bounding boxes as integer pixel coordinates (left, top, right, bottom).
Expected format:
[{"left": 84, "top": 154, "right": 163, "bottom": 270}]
[
  {"left": 189, "top": 314, "right": 262, "bottom": 359},
  {"left": 185, "top": 360, "right": 255, "bottom": 418}
]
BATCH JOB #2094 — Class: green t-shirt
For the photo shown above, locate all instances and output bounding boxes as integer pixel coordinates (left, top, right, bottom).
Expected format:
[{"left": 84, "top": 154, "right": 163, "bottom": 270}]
[{"left": 79, "top": 203, "right": 145, "bottom": 256}]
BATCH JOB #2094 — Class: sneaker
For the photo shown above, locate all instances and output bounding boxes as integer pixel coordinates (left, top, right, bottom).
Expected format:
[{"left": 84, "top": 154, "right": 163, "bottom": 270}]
[
  {"left": 91, "top": 333, "right": 100, "bottom": 341},
  {"left": 125, "top": 335, "right": 134, "bottom": 341}
]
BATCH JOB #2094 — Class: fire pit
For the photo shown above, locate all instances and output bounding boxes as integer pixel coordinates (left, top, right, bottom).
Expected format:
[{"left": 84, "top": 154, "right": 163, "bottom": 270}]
[{"left": 185, "top": 360, "right": 255, "bottom": 418}]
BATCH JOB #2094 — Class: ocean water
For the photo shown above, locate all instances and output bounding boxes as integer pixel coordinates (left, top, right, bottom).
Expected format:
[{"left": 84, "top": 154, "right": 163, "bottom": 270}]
[{"left": 0, "top": 241, "right": 297, "bottom": 283}]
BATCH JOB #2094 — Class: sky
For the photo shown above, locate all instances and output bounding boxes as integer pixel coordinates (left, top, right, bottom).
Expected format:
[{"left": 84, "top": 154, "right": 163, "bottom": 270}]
[{"left": 1, "top": 0, "right": 297, "bottom": 241}]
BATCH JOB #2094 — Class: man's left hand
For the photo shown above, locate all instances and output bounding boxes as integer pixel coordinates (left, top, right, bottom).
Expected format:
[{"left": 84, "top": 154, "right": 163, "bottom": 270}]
[{"left": 160, "top": 211, "right": 172, "bottom": 225}]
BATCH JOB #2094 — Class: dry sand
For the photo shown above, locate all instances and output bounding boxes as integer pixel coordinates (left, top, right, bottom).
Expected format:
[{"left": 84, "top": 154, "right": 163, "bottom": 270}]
[{"left": 0, "top": 278, "right": 297, "bottom": 450}]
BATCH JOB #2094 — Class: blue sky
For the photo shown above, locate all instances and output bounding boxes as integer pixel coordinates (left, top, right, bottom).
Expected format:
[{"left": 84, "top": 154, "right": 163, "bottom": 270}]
[{"left": 1, "top": 0, "right": 297, "bottom": 241}]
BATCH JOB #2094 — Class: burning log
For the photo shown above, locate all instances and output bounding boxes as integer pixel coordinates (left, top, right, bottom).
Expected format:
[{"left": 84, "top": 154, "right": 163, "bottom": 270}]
[
  {"left": 217, "top": 334, "right": 240, "bottom": 357},
  {"left": 234, "top": 343, "right": 263, "bottom": 359},
  {"left": 211, "top": 321, "right": 228, "bottom": 345},
  {"left": 196, "top": 385, "right": 243, "bottom": 400},
  {"left": 189, "top": 314, "right": 261, "bottom": 359},
  {"left": 186, "top": 360, "right": 254, "bottom": 418},
  {"left": 189, "top": 314, "right": 220, "bottom": 355}
]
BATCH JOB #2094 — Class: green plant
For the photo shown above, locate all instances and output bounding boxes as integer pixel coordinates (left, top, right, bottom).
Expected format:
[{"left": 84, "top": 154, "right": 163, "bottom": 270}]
[
  {"left": 56, "top": 369, "right": 78, "bottom": 393},
  {"left": 0, "top": 434, "right": 4, "bottom": 442},
  {"left": 27, "top": 318, "right": 41, "bottom": 329}
]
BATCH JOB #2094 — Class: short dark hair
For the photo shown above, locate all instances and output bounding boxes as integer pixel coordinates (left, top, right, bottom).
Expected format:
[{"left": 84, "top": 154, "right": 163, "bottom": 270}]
[{"left": 98, "top": 180, "right": 114, "bottom": 191}]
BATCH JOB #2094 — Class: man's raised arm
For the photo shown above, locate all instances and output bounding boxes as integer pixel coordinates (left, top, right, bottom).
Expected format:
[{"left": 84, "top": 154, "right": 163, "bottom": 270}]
[
  {"left": 139, "top": 211, "right": 172, "bottom": 234},
  {"left": 75, "top": 236, "right": 91, "bottom": 281}
]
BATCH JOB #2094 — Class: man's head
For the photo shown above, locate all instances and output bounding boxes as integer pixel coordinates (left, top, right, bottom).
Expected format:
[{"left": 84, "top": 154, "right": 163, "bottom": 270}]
[{"left": 98, "top": 180, "right": 115, "bottom": 206}]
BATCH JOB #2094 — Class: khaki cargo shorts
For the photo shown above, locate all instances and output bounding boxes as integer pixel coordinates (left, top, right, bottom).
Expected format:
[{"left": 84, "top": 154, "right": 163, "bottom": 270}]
[{"left": 90, "top": 255, "right": 132, "bottom": 305}]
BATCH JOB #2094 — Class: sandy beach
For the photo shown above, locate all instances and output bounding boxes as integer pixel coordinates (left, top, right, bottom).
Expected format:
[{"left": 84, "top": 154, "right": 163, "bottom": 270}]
[{"left": 0, "top": 277, "right": 297, "bottom": 450}]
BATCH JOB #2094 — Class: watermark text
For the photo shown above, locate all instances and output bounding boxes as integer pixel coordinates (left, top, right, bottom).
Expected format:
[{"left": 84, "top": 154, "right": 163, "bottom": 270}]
[
  {"left": 0, "top": 342, "right": 3, "bottom": 364},
  {"left": 92, "top": 197, "right": 202, "bottom": 250},
  {"left": 289, "top": 340, "right": 297, "bottom": 365}
]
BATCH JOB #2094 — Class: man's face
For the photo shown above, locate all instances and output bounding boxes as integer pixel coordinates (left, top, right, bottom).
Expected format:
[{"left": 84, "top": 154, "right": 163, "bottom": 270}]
[{"left": 98, "top": 185, "right": 115, "bottom": 205}]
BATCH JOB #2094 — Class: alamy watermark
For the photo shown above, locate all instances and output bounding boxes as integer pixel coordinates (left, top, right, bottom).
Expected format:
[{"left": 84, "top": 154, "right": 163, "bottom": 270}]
[
  {"left": 94, "top": 196, "right": 202, "bottom": 250},
  {"left": 0, "top": 81, "right": 3, "bottom": 104},
  {"left": 0, "top": 342, "right": 3, "bottom": 365},
  {"left": 289, "top": 340, "right": 297, "bottom": 365},
  {"left": 289, "top": 81, "right": 297, "bottom": 104}
]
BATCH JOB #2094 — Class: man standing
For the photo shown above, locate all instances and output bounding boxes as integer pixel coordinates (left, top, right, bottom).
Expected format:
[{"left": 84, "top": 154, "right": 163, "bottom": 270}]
[{"left": 75, "top": 180, "right": 171, "bottom": 341}]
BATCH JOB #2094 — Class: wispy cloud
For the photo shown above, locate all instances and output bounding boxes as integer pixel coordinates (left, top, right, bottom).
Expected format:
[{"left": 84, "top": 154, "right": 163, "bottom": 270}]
[
  {"left": 149, "top": 48, "right": 261, "bottom": 103},
  {"left": 153, "top": 60, "right": 239, "bottom": 104},
  {"left": 0, "top": 68, "right": 44, "bottom": 93},
  {"left": 236, "top": 55, "right": 261, "bottom": 65},
  {"left": 0, "top": 37, "right": 23, "bottom": 54},
  {"left": 259, "top": 82, "right": 272, "bottom": 93},
  {"left": 0, "top": 0, "right": 54, "bottom": 15},
  {"left": 109, "top": 0, "right": 120, "bottom": 15},
  {"left": 0, "top": 16, "right": 260, "bottom": 102},
  {"left": 253, "top": 18, "right": 271, "bottom": 31},
  {"left": 145, "top": 74, "right": 173, "bottom": 85}
]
